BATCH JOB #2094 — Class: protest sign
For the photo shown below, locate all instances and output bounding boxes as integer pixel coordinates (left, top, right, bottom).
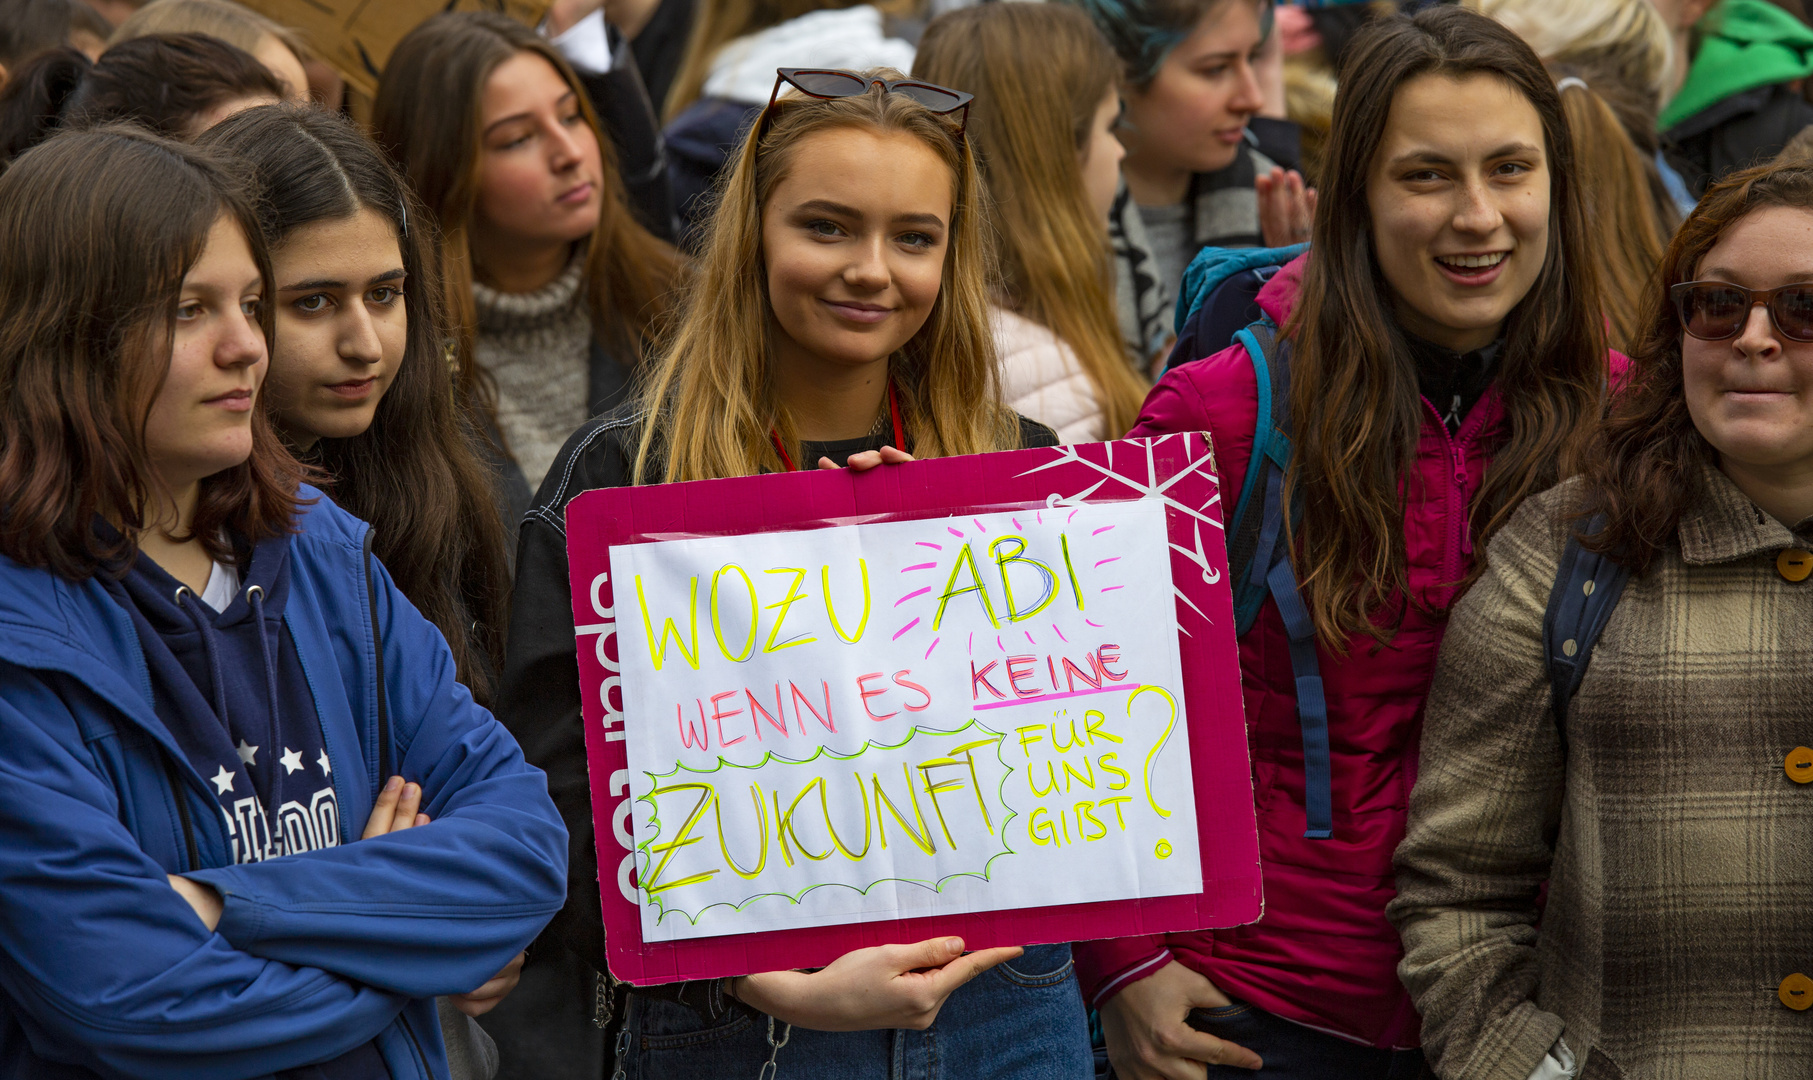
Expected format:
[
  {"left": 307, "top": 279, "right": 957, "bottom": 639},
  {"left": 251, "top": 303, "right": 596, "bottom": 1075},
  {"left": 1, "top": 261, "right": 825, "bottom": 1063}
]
[
  {"left": 237, "top": 0, "right": 552, "bottom": 97},
  {"left": 567, "top": 434, "right": 1260, "bottom": 983}
]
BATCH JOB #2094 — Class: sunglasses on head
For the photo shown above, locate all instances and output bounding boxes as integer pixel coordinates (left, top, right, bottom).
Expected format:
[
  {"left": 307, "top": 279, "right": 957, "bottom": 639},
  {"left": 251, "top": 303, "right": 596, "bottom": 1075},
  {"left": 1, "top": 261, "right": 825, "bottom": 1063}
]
[
  {"left": 1672, "top": 280, "right": 1813, "bottom": 343},
  {"left": 760, "top": 68, "right": 974, "bottom": 137}
]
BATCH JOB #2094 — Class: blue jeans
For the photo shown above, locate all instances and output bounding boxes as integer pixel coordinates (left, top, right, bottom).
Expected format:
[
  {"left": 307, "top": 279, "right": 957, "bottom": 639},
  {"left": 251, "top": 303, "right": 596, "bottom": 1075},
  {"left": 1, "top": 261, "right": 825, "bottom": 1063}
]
[
  {"left": 616, "top": 943, "right": 1091, "bottom": 1080},
  {"left": 1188, "top": 1001, "right": 1427, "bottom": 1080}
]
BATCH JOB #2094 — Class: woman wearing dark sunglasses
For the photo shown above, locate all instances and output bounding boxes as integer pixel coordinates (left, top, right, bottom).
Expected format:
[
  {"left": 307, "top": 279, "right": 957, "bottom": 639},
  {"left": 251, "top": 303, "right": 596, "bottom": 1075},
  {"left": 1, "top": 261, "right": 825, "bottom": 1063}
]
[
  {"left": 1393, "top": 159, "right": 1813, "bottom": 1077},
  {"left": 497, "top": 70, "right": 1091, "bottom": 1080}
]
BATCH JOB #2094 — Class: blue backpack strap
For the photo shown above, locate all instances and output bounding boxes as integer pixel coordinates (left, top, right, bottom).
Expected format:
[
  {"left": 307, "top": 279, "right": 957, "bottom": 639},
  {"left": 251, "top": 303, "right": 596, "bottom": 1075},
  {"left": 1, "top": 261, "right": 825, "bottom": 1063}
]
[
  {"left": 1225, "top": 320, "right": 1290, "bottom": 636},
  {"left": 1173, "top": 242, "right": 1311, "bottom": 333},
  {"left": 1541, "top": 513, "right": 1631, "bottom": 753},
  {"left": 1219, "top": 325, "right": 1332, "bottom": 839}
]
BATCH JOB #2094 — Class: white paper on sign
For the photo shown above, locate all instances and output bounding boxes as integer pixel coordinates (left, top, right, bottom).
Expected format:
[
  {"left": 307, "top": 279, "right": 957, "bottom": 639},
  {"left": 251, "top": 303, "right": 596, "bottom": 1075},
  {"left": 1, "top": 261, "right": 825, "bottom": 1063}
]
[{"left": 614, "top": 498, "right": 1202, "bottom": 941}]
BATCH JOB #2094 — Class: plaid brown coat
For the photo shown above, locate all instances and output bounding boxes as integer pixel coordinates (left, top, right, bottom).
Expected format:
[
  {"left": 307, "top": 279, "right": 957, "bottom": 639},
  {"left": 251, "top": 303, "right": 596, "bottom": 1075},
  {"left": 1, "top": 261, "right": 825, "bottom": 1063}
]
[{"left": 1389, "top": 468, "right": 1813, "bottom": 1080}]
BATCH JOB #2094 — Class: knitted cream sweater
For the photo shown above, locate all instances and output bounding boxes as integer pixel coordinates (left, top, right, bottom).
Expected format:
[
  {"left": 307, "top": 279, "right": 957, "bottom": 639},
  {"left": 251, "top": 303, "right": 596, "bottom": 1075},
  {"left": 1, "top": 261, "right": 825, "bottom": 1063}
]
[{"left": 472, "top": 256, "right": 591, "bottom": 490}]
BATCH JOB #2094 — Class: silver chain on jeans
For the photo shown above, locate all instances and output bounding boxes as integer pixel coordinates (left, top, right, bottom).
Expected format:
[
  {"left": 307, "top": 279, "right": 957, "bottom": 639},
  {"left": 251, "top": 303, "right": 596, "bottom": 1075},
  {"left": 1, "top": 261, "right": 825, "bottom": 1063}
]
[{"left": 756, "top": 1015, "right": 792, "bottom": 1080}]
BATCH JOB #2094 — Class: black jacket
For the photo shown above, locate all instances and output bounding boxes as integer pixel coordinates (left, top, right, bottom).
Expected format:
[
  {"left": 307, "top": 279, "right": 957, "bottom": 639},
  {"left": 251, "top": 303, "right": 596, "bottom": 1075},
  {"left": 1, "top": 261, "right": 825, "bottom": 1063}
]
[
  {"left": 1663, "top": 81, "right": 1813, "bottom": 198},
  {"left": 496, "top": 406, "right": 1058, "bottom": 973},
  {"left": 576, "top": 30, "right": 677, "bottom": 243}
]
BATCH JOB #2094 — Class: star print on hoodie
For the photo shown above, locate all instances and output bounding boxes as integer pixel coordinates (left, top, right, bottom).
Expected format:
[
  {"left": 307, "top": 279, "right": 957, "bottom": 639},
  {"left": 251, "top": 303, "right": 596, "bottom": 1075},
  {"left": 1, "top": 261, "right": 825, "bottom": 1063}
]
[{"left": 102, "top": 531, "right": 341, "bottom": 865}]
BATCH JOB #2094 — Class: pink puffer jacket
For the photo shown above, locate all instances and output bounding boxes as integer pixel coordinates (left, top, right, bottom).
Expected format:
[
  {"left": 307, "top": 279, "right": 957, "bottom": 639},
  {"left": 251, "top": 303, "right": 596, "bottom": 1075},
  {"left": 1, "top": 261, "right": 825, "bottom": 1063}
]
[{"left": 1075, "top": 256, "right": 1622, "bottom": 1048}]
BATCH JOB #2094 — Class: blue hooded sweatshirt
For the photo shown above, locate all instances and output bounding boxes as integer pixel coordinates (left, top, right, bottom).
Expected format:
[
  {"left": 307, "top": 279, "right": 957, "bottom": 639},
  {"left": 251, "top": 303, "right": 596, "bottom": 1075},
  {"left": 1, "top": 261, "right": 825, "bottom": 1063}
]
[{"left": 0, "top": 488, "right": 567, "bottom": 1080}]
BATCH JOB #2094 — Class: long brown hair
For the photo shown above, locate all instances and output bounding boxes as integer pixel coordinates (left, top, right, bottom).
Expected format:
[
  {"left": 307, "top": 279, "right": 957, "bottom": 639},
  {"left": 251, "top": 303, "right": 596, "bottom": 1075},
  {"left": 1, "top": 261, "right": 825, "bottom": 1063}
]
[
  {"left": 199, "top": 104, "right": 514, "bottom": 705},
  {"left": 913, "top": 3, "right": 1149, "bottom": 438},
  {"left": 1285, "top": 6, "right": 1608, "bottom": 649},
  {"left": 1553, "top": 68, "right": 1669, "bottom": 353},
  {"left": 371, "top": 12, "right": 682, "bottom": 422},
  {"left": 0, "top": 125, "right": 302, "bottom": 579},
  {"left": 634, "top": 74, "right": 1018, "bottom": 483},
  {"left": 1584, "top": 161, "right": 1813, "bottom": 573}
]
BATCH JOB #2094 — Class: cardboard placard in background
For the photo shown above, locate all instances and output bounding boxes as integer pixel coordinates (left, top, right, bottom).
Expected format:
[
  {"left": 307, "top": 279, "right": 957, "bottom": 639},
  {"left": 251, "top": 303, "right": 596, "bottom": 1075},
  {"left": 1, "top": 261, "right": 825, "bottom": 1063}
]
[{"left": 238, "top": 0, "right": 553, "bottom": 97}]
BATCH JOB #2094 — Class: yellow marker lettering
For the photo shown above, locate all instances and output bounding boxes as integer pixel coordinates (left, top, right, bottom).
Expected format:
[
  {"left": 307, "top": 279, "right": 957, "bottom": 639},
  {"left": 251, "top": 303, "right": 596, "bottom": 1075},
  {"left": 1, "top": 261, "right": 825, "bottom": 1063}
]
[
  {"left": 709, "top": 565, "right": 759, "bottom": 663},
  {"left": 1099, "top": 752, "right": 1132, "bottom": 791},
  {"left": 1131, "top": 685, "right": 1179, "bottom": 820},
  {"left": 1028, "top": 760, "right": 1059, "bottom": 798},
  {"left": 781, "top": 781, "right": 830, "bottom": 862},
  {"left": 1029, "top": 806, "right": 1056, "bottom": 846},
  {"left": 773, "top": 790, "right": 793, "bottom": 867},
  {"left": 762, "top": 567, "right": 817, "bottom": 652},
  {"left": 872, "top": 765, "right": 936, "bottom": 856},
  {"left": 712, "top": 782, "right": 768, "bottom": 879},
  {"left": 989, "top": 535, "right": 1058, "bottom": 622},
  {"left": 1051, "top": 717, "right": 1082, "bottom": 753},
  {"left": 1015, "top": 725, "right": 1045, "bottom": 757},
  {"left": 917, "top": 759, "right": 968, "bottom": 849},
  {"left": 1060, "top": 533, "right": 1085, "bottom": 612},
  {"left": 1084, "top": 709, "right": 1122, "bottom": 746},
  {"left": 1076, "top": 800, "right": 1108, "bottom": 841},
  {"left": 932, "top": 544, "right": 1000, "bottom": 630},
  {"left": 635, "top": 575, "right": 701, "bottom": 671},
  {"left": 642, "top": 783, "right": 718, "bottom": 895},
  {"left": 821, "top": 560, "right": 872, "bottom": 643},
  {"left": 1062, "top": 756, "right": 1096, "bottom": 792},
  {"left": 1099, "top": 794, "right": 1133, "bottom": 829},
  {"left": 949, "top": 737, "right": 1001, "bottom": 835},
  {"left": 820, "top": 772, "right": 872, "bottom": 861}
]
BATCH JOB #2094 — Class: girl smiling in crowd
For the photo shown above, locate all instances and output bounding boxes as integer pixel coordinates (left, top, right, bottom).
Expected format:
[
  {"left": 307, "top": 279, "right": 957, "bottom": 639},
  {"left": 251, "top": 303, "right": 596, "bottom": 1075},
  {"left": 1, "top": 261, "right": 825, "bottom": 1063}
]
[
  {"left": 1395, "top": 158, "right": 1813, "bottom": 1080},
  {"left": 499, "top": 70, "right": 1091, "bottom": 1080},
  {"left": 1078, "top": 9, "right": 1623, "bottom": 1077}
]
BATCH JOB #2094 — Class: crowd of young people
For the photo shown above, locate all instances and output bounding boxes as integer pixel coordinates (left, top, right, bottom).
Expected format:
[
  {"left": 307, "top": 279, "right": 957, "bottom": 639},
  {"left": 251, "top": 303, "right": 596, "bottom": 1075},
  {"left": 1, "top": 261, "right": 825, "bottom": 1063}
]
[{"left": 0, "top": 0, "right": 1809, "bottom": 1078}]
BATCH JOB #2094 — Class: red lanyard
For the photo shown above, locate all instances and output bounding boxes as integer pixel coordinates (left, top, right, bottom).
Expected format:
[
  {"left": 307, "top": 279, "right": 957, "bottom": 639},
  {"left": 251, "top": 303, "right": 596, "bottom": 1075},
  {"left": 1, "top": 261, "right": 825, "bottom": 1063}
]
[{"left": 770, "top": 381, "right": 905, "bottom": 472}]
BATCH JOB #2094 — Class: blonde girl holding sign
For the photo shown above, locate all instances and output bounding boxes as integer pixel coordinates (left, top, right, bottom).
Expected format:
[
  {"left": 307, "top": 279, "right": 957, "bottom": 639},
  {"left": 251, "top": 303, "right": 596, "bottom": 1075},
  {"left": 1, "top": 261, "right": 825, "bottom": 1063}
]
[{"left": 499, "top": 69, "right": 1092, "bottom": 1080}]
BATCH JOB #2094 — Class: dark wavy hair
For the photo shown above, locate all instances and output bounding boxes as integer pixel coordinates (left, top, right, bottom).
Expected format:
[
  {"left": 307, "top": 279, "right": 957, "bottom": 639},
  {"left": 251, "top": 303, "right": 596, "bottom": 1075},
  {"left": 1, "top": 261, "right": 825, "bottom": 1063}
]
[
  {"left": 0, "top": 33, "right": 284, "bottom": 166},
  {"left": 199, "top": 104, "right": 514, "bottom": 705},
  {"left": 1283, "top": 6, "right": 1609, "bottom": 650},
  {"left": 0, "top": 124, "right": 302, "bottom": 579},
  {"left": 1582, "top": 160, "right": 1813, "bottom": 574}
]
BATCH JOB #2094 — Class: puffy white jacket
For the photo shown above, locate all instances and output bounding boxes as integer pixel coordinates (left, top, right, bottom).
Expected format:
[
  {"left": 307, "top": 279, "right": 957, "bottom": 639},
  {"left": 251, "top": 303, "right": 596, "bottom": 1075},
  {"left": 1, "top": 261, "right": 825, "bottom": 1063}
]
[
  {"left": 702, "top": 6, "right": 917, "bottom": 105},
  {"left": 991, "top": 306, "right": 1104, "bottom": 444}
]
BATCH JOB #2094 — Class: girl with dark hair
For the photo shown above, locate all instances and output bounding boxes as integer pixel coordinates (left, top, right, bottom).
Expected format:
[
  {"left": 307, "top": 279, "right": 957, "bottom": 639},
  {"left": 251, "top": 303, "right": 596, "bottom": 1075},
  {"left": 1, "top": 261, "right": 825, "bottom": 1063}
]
[
  {"left": 1394, "top": 160, "right": 1813, "bottom": 1079},
  {"left": 0, "top": 124, "right": 565, "bottom": 1079},
  {"left": 0, "top": 31, "right": 284, "bottom": 163},
  {"left": 372, "top": 12, "right": 684, "bottom": 529},
  {"left": 500, "top": 71, "right": 1091, "bottom": 1080},
  {"left": 1076, "top": 8, "right": 1624, "bottom": 1077},
  {"left": 197, "top": 104, "right": 513, "bottom": 711},
  {"left": 1062, "top": 0, "right": 1314, "bottom": 365}
]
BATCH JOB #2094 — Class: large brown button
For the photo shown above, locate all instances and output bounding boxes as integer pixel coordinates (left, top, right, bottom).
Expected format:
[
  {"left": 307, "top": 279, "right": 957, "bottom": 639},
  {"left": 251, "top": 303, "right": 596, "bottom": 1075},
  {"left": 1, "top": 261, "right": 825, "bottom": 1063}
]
[
  {"left": 1782, "top": 974, "right": 1813, "bottom": 1010},
  {"left": 1781, "top": 549, "right": 1813, "bottom": 583},
  {"left": 1788, "top": 748, "right": 1813, "bottom": 784}
]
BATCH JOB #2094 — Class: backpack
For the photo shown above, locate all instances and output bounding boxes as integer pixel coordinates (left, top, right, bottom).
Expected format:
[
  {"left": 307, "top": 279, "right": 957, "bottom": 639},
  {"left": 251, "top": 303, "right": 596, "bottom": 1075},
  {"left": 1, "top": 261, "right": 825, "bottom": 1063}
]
[{"left": 1171, "top": 245, "right": 1631, "bottom": 837}]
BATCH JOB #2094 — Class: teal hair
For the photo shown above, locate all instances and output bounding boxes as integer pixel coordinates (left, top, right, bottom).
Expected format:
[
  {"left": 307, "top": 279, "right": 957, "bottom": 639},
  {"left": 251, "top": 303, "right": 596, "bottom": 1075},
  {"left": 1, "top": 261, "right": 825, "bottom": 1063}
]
[{"left": 1060, "top": 0, "right": 1270, "bottom": 86}]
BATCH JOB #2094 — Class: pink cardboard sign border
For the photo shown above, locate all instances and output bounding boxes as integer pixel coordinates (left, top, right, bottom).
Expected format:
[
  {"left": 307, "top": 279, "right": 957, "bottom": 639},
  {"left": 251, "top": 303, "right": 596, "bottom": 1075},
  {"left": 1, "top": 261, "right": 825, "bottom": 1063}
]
[{"left": 566, "top": 433, "right": 1260, "bottom": 984}]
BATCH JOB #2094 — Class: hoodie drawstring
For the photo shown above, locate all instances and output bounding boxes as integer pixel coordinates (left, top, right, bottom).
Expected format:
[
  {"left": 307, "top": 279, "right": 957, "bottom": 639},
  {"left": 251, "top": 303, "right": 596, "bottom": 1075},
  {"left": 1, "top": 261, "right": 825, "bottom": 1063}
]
[
  {"left": 246, "top": 585, "right": 282, "bottom": 769},
  {"left": 173, "top": 582, "right": 284, "bottom": 780},
  {"left": 172, "top": 587, "right": 231, "bottom": 728}
]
